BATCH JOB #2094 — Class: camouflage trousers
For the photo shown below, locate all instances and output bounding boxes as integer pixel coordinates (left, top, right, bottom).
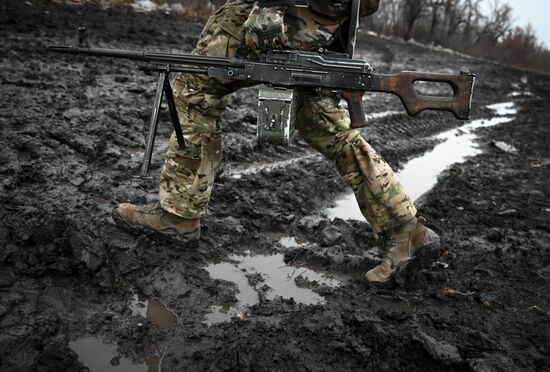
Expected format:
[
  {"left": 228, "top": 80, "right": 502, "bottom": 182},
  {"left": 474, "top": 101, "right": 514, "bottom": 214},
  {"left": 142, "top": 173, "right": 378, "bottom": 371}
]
[{"left": 159, "top": 0, "right": 417, "bottom": 234}]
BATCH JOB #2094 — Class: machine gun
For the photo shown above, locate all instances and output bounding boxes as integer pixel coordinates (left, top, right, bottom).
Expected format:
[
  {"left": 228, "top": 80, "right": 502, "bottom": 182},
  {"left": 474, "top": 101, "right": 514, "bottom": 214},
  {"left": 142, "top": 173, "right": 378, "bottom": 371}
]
[{"left": 47, "top": 28, "right": 475, "bottom": 177}]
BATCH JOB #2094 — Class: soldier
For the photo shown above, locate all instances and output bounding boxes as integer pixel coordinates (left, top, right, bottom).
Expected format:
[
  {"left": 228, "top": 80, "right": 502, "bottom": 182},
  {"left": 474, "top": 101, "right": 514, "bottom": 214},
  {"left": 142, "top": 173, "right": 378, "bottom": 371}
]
[{"left": 114, "top": 0, "right": 440, "bottom": 284}]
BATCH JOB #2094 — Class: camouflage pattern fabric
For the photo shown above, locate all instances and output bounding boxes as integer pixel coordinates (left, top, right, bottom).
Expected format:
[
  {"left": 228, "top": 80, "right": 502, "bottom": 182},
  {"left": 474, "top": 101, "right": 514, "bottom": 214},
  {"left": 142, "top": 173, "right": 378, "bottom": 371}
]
[
  {"left": 159, "top": 0, "right": 417, "bottom": 233},
  {"left": 160, "top": 0, "right": 256, "bottom": 219},
  {"left": 294, "top": 92, "right": 416, "bottom": 233},
  {"left": 244, "top": 4, "right": 287, "bottom": 51}
]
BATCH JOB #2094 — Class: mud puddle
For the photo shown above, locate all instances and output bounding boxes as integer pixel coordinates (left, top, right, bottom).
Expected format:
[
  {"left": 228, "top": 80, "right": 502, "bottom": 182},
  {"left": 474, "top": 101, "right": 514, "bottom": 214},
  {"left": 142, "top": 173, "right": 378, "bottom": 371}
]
[
  {"left": 69, "top": 336, "right": 162, "bottom": 372},
  {"left": 326, "top": 102, "right": 517, "bottom": 220},
  {"left": 204, "top": 253, "right": 340, "bottom": 324},
  {"left": 129, "top": 294, "right": 178, "bottom": 329},
  {"left": 278, "top": 236, "right": 308, "bottom": 248},
  {"left": 397, "top": 102, "right": 516, "bottom": 201},
  {"left": 508, "top": 90, "right": 534, "bottom": 97},
  {"left": 204, "top": 260, "right": 258, "bottom": 324},
  {"left": 366, "top": 110, "right": 402, "bottom": 120}
]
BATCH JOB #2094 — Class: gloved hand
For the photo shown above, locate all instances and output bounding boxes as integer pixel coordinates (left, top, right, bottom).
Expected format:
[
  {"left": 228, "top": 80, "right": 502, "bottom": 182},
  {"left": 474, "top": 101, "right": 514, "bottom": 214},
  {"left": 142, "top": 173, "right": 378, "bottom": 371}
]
[{"left": 244, "top": 4, "right": 287, "bottom": 51}]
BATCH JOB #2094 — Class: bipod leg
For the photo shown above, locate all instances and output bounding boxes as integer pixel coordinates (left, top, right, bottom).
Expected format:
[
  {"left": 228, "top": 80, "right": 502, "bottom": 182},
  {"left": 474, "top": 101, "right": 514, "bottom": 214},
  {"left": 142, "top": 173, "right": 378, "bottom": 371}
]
[
  {"left": 163, "top": 74, "right": 186, "bottom": 150},
  {"left": 140, "top": 70, "right": 166, "bottom": 177}
]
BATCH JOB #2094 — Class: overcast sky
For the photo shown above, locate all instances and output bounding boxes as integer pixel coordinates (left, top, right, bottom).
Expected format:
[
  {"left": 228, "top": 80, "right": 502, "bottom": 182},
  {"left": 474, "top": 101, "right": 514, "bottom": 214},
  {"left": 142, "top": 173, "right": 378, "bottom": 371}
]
[{"left": 482, "top": 0, "right": 550, "bottom": 48}]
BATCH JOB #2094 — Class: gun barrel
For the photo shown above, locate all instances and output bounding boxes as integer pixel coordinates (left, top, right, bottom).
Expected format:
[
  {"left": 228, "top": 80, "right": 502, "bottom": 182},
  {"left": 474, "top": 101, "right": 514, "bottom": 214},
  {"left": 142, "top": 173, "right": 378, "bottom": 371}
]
[{"left": 46, "top": 45, "right": 238, "bottom": 68}]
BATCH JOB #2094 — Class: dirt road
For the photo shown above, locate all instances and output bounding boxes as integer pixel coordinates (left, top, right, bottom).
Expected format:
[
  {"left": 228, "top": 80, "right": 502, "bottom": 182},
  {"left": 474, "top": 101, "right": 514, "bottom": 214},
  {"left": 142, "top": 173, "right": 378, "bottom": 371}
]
[{"left": 1, "top": 1, "right": 549, "bottom": 371}]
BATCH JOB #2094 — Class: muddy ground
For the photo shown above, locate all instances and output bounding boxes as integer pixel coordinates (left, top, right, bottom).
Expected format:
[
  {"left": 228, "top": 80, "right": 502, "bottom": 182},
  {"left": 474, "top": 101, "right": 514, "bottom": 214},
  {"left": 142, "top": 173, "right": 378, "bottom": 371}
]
[{"left": 1, "top": 0, "right": 549, "bottom": 371}]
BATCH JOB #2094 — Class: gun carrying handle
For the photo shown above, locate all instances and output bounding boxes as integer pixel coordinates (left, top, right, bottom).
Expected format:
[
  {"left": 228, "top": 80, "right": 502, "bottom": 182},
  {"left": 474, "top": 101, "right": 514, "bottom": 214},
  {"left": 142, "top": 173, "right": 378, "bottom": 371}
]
[
  {"left": 374, "top": 71, "right": 475, "bottom": 120},
  {"left": 342, "top": 90, "right": 367, "bottom": 129}
]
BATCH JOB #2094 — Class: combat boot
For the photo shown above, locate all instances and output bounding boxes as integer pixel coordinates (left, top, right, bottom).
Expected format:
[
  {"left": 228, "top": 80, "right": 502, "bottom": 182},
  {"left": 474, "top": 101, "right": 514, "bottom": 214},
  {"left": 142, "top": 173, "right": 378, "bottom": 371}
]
[
  {"left": 365, "top": 217, "right": 440, "bottom": 284},
  {"left": 113, "top": 202, "right": 200, "bottom": 241}
]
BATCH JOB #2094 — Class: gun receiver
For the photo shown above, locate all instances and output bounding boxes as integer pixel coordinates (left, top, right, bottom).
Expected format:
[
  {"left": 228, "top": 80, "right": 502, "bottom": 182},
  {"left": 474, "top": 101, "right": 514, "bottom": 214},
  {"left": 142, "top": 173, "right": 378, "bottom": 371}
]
[{"left": 47, "top": 31, "right": 475, "bottom": 174}]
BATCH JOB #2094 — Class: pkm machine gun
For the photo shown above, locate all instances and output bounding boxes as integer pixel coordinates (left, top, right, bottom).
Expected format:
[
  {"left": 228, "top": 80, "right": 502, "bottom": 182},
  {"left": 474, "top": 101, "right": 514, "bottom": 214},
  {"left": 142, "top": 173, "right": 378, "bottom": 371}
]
[{"left": 47, "top": 28, "right": 475, "bottom": 176}]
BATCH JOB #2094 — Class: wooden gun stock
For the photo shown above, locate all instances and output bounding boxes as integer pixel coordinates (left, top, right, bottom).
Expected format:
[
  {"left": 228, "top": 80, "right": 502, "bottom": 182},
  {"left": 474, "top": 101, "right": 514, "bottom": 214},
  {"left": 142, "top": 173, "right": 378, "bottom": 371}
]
[
  {"left": 373, "top": 71, "right": 475, "bottom": 119},
  {"left": 346, "top": 71, "right": 475, "bottom": 129}
]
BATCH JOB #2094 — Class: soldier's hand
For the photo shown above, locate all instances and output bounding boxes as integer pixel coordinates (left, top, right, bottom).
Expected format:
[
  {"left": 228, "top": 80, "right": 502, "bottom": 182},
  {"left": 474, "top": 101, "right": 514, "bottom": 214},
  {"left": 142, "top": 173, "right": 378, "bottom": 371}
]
[{"left": 244, "top": 4, "right": 287, "bottom": 51}]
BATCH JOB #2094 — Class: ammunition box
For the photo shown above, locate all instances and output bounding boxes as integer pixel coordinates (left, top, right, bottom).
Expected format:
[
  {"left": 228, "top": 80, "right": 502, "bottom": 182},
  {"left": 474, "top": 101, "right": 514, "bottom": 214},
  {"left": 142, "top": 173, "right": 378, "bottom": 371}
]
[{"left": 257, "top": 87, "right": 297, "bottom": 146}]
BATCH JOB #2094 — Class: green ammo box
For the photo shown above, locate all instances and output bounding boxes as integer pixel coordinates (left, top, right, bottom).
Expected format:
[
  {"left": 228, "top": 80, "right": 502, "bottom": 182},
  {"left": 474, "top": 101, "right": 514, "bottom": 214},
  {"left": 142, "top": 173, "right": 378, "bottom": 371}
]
[{"left": 257, "top": 87, "right": 297, "bottom": 146}]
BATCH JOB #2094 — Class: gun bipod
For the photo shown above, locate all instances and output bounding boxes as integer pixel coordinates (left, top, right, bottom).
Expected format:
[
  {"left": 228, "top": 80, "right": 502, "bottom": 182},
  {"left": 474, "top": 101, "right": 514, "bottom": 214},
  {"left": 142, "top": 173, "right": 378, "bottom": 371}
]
[{"left": 139, "top": 64, "right": 186, "bottom": 177}]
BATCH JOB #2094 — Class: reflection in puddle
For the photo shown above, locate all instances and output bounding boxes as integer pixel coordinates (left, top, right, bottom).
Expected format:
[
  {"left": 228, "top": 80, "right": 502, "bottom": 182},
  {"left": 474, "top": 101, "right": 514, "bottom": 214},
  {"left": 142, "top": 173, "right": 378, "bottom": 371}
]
[
  {"left": 204, "top": 254, "right": 340, "bottom": 325},
  {"left": 325, "top": 102, "right": 517, "bottom": 219},
  {"left": 69, "top": 336, "right": 161, "bottom": 372},
  {"left": 129, "top": 294, "right": 177, "bottom": 329}
]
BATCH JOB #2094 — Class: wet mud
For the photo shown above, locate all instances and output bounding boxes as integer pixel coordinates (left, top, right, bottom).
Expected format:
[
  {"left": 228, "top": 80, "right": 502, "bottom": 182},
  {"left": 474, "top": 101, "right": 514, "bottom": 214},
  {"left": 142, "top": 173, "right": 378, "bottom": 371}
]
[{"left": 1, "top": 1, "right": 549, "bottom": 371}]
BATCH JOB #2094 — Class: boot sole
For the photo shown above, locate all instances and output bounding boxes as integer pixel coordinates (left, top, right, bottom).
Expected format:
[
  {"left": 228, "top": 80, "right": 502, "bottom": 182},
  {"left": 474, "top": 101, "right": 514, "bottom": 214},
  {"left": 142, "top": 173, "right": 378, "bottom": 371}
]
[{"left": 111, "top": 208, "right": 201, "bottom": 243}]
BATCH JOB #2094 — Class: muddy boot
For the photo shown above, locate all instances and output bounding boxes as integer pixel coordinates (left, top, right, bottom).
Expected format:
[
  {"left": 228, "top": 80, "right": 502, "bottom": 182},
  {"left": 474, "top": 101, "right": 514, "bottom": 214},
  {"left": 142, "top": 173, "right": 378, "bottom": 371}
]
[
  {"left": 113, "top": 202, "right": 200, "bottom": 241},
  {"left": 365, "top": 217, "right": 441, "bottom": 285}
]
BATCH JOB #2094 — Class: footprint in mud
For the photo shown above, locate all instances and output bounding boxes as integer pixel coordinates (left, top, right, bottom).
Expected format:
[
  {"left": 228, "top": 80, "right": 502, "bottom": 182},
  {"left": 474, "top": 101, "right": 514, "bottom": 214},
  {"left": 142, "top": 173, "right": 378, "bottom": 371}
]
[{"left": 204, "top": 253, "right": 340, "bottom": 325}]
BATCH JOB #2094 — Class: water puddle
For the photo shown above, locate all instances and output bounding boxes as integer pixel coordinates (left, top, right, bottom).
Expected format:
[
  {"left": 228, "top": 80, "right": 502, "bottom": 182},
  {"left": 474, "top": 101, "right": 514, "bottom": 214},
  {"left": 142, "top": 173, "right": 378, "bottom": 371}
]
[
  {"left": 204, "top": 253, "right": 339, "bottom": 325},
  {"left": 366, "top": 110, "right": 402, "bottom": 120},
  {"left": 204, "top": 261, "right": 258, "bottom": 324},
  {"left": 69, "top": 336, "right": 162, "bottom": 372},
  {"left": 129, "top": 294, "right": 177, "bottom": 329},
  {"left": 486, "top": 102, "right": 517, "bottom": 116},
  {"left": 507, "top": 90, "right": 533, "bottom": 97},
  {"left": 278, "top": 236, "right": 308, "bottom": 248},
  {"left": 325, "top": 193, "right": 365, "bottom": 221},
  {"left": 397, "top": 116, "right": 514, "bottom": 201},
  {"left": 325, "top": 102, "right": 517, "bottom": 219}
]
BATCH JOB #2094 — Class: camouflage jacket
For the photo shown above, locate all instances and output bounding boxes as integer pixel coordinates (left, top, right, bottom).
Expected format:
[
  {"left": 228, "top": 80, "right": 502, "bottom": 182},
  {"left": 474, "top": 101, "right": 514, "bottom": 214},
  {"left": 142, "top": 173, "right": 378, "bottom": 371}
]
[{"left": 245, "top": 0, "right": 380, "bottom": 51}]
